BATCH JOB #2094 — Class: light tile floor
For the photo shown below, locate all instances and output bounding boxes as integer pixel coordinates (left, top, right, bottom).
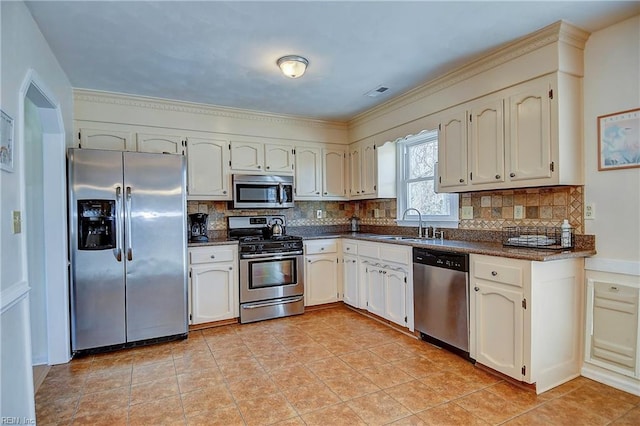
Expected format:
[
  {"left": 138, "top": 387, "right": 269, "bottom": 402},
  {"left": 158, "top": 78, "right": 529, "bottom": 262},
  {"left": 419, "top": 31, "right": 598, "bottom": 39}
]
[{"left": 36, "top": 306, "right": 640, "bottom": 425}]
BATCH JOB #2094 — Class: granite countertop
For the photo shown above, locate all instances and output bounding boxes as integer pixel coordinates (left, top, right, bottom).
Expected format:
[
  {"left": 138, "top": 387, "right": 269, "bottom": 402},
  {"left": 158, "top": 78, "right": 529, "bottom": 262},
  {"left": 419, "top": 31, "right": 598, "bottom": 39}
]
[{"left": 295, "top": 232, "right": 596, "bottom": 262}]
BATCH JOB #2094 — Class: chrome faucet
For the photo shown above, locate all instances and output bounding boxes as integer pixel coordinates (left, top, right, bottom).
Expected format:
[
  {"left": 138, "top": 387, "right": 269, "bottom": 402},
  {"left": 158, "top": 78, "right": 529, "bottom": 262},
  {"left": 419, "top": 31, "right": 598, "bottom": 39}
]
[{"left": 402, "top": 208, "right": 423, "bottom": 238}]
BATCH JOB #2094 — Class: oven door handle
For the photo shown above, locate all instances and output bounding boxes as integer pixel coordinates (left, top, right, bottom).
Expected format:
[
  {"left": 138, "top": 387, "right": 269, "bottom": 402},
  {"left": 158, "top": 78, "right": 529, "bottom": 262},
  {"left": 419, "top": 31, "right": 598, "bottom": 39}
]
[
  {"left": 241, "top": 250, "right": 303, "bottom": 259},
  {"left": 242, "top": 296, "right": 304, "bottom": 309}
]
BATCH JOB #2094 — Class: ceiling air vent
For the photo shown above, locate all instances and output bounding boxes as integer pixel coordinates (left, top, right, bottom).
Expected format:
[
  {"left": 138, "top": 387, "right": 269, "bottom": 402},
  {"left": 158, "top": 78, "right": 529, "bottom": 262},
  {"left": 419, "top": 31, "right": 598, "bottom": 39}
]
[{"left": 365, "top": 85, "right": 389, "bottom": 98}]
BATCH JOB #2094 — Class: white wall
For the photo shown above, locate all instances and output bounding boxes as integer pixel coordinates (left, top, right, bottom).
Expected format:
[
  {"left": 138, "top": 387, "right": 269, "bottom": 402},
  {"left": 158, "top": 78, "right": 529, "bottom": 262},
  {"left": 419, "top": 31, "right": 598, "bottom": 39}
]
[
  {"left": 583, "top": 15, "right": 640, "bottom": 271},
  {"left": 0, "top": 0, "right": 73, "bottom": 419}
]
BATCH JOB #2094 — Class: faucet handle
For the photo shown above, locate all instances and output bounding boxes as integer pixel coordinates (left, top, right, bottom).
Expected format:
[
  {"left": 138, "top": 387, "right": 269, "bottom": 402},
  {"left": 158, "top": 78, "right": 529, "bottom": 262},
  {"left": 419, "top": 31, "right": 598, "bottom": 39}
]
[{"left": 434, "top": 230, "right": 444, "bottom": 241}]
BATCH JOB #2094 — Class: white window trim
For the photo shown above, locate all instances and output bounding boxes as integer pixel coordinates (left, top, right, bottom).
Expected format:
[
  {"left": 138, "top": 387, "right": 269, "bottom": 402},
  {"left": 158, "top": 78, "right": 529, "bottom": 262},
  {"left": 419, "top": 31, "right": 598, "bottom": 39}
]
[{"left": 395, "top": 130, "right": 459, "bottom": 229}]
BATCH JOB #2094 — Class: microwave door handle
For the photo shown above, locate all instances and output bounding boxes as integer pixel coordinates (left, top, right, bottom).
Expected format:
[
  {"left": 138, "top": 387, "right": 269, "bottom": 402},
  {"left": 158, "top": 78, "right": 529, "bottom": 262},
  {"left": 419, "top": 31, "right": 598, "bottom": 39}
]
[{"left": 278, "top": 183, "right": 284, "bottom": 205}]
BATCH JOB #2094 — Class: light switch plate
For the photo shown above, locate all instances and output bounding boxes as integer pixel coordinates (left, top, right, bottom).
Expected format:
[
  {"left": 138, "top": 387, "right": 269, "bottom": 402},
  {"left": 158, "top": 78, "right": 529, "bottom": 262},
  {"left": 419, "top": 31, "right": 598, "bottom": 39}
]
[
  {"left": 316, "top": 209, "right": 322, "bottom": 219},
  {"left": 514, "top": 205, "right": 524, "bottom": 219},
  {"left": 585, "top": 203, "right": 595, "bottom": 220},
  {"left": 12, "top": 210, "right": 22, "bottom": 234},
  {"left": 461, "top": 206, "right": 473, "bottom": 219}
]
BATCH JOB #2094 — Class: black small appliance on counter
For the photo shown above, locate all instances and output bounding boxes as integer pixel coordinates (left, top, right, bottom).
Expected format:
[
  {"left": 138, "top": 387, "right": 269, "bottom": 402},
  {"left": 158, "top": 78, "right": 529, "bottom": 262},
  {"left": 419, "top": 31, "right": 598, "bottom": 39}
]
[{"left": 189, "top": 213, "right": 209, "bottom": 242}]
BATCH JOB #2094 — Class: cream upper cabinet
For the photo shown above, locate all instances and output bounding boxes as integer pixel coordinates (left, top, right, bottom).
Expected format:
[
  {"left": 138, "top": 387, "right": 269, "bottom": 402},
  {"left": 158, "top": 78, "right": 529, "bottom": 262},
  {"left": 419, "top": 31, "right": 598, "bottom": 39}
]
[
  {"left": 186, "top": 137, "right": 231, "bottom": 200},
  {"left": 230, "top": 140, "right": 264, "bottom": 171},
  {"left": 469, "top": 254, "right": 584, "bottom": 393},
  {"left": 77, "top": 127, "right": 135, "bottom": 151},
  {"left": 468, "top": 98, "right": 505, "bottom": 186},
  {"left": 136, "top": 133, "right": 184, "bottom": 155},
  {"left": 437, "top": 109, "right": 468, "bottom": 190},
  {"left": 294, "top": 146, "right": 323, "bottom": 199},
  {"left": 348, "top": 138, "right": 396, "bottom": 200},
  {"left": 265, "top": 143, "right": 294, "bottom": 173},
  {"left": 438, "top": 73, "right": 583, "bottom": 193},
  {"left": 322, "top": 147, "right": 347, "bottom": 198}
]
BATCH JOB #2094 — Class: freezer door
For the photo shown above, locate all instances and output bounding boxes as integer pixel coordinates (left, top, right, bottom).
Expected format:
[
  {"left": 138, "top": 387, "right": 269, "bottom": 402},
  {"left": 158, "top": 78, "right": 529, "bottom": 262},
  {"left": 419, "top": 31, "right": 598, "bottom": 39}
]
[
  {"left": 123, "top": 152, "right": 188, "bottom": 342},
  {"left": 69, "top": 149, "right": 126, "bottom": 351}
]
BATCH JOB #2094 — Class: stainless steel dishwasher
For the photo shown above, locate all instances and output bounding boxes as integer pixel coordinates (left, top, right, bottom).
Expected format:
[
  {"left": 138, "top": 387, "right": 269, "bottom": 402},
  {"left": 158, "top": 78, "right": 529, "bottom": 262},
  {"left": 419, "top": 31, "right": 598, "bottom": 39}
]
[{"left": 413, "top": 247, "right": 471, "bottom": 359}]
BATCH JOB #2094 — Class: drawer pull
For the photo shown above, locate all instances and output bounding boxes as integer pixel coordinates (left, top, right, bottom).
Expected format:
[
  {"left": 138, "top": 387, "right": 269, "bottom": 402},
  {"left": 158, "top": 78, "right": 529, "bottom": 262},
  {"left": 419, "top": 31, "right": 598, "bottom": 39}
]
[
  {"left": 459, "top": 178, "right": 464, "bottom": 183},
  {"left": 610, "top": 286, "right": 618, "bottom": 291},
  {"left": 495, "top": 174, "right": 501, "bottom": 179},
  {"left": 210, "top": 255, "right": 216, "bottom": 259},
  {"left": 320, "top": 247, "right": 325, "bottom": 251},
  {"left": 491, "top": 271, "right": 498, "bottom": 276},
  {"left": 510, "top": 173, "right": 515, "bottom": 178}
]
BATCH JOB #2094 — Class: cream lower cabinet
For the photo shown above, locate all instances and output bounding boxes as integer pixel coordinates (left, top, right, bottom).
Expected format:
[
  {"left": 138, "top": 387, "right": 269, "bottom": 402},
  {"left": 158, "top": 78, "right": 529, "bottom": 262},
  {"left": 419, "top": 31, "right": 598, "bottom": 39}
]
[
  {"left": 470, "top": 253, "right": 584, "bottom": 393},
  {"left": 188, "top": 245, "right": 238, "bottom": 324},
  {"left": 584, "top": 271, "right": 639, "bottom": 379},
  {"left": 358, "top": 242, "right": 411, "bottom": 329},
  {"left": 304, "top": 239, "right": 341, "bottom": 306}
]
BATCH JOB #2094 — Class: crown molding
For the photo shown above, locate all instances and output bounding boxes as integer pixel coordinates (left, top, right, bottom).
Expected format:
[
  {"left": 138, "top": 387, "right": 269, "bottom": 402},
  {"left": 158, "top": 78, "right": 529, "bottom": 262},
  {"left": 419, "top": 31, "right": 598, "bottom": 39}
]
[
  {"left": 349, "top": 20, "right": 590, "bottom": 128},
  {"left": 73, "top": 89, "right": 348, "bottom": 131}
]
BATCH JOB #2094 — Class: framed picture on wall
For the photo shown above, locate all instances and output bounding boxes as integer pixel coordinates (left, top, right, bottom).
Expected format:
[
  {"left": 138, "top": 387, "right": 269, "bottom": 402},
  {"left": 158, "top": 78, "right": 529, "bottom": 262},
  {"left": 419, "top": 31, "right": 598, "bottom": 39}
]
[
  {"left": 598, "top": 108, "right": 640, "bottom": 171},
  {"left": 1, "top": 110, "right": 14, "bottom": 173}
]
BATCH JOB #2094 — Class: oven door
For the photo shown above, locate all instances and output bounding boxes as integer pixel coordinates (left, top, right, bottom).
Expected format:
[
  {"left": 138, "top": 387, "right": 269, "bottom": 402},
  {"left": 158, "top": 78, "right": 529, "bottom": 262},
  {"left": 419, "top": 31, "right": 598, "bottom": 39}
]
[
  {"left": 233, "top": 181, "right": 294, "bottom": 209},
  {"left": 240, "top": 252, "right": 303, "bottom": 303}
]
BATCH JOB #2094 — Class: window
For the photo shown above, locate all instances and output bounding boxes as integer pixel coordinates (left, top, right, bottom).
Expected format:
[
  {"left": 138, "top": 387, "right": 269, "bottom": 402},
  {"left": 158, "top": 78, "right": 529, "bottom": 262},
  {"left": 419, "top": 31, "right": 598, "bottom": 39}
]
[{"left": 396, "top": 129, "right": 458, "bottom": 227}]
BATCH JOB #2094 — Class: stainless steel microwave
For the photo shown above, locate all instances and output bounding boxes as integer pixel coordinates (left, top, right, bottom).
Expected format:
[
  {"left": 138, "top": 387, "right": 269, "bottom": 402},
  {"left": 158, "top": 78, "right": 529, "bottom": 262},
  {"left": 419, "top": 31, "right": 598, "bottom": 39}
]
[{"left": 232, "top": 174, "right": 294, "bottom": 209}]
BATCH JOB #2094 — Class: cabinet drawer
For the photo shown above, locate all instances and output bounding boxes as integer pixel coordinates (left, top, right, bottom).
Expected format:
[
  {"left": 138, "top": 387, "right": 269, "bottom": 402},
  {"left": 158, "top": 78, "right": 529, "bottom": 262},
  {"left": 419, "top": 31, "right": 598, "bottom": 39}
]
[
  {"left": 358, "top": 243, "right": 379, "bottom": 259},
  {"left": 189, "top": 246, "right": 236, "bottom": 264},
  {"left": 343, "top": 240, "right": 358, "bottom": 255},
  {"left": 473, "top": 259, "right": 523, "bottom": 287},
  {"left": 305, "top": 239, "right": 338, "bottom": 255},
  {"left": 379, "top": 244, "right": 410, "bottom": 265}
]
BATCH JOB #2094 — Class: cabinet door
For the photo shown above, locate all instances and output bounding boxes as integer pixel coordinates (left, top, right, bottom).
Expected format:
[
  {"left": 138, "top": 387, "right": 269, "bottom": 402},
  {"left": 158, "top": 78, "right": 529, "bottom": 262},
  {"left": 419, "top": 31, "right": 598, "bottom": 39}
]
[
  {"left": 294, "top": 146, "right": 322, "bottom": 199},
  {"left": 508, "top": 83, "right": 552, "bottom": 182},
  {"left": 265, "top": 143, "right": 294, "bottom": 173},
  {"left": 437, "top": 110, "right": 468, "bottom": 189},
  {"left": 305, "top": 254, "right": 339, "bottom": 306},
  {"left": 187, "top": 137, "right": 231, "bottom": 198},
  {"left": 190, "top": 263, "right": 236, "bottom": 324},
  {"left": 587, "top": 280, "right": 639, "bottom": 375},
  {"left": 365, "top": 265, "right": 385, "bottom": 318},
  {"left": 384, "top": 268, "right": 407, "bottom": 327},
  {"left": 474, "top": 281, "right": 524, "bottom": 379},
  {"left": 361, "top": 141, "right": 377, "bottom": 196},
  {"left": 349, "top": 145, "right": 362, "bottom": 197},
  {"left": 323, "top": 148, "right": 347, "bottom": 198},
  {"left": 78, "top": 128, "right": 135, "bottom": 151},
  {"left": 136, "top": 133, "right": 183, "bottom": 154},
  {"left": 343, "top": 254, "right": 359, "bottom": 308},
  {"left": 469, "top": 100, "right": 504, "bottom": 185},
  {"left": 230, "top": 140, "right": 264, "bottom": 171}
]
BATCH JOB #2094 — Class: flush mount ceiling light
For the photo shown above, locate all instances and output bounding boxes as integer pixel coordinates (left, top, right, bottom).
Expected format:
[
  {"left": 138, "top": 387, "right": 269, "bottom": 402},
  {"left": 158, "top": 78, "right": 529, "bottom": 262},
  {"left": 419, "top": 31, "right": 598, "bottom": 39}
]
[{"left": 277, "top": 55, "right": 309, "bottom": 79}]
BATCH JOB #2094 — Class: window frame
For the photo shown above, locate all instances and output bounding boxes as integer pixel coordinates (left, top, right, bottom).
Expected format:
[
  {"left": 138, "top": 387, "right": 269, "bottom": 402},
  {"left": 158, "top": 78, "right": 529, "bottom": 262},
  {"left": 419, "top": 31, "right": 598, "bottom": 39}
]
[{"left": 395, "top": 130, "right": 459, "bottom": 228}]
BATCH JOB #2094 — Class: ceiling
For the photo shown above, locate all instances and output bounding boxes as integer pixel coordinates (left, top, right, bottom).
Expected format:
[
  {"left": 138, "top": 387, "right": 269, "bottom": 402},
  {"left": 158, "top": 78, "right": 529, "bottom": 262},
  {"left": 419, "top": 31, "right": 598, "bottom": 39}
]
[{"left": 25, "top": 1, "right": 640, "bottom": 122}]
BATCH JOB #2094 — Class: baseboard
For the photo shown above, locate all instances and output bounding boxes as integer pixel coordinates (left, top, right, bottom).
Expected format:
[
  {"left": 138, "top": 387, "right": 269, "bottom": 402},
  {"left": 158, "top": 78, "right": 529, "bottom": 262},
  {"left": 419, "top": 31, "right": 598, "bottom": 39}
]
[
  {"left": 581, "top": 363, "right": 640, "bottom": 396},
  {"left": 189, "top": 317, "right": 239, "bottom": 331},
  {"left": 32, "top": 364, "right": 50, "bottom": 393}
]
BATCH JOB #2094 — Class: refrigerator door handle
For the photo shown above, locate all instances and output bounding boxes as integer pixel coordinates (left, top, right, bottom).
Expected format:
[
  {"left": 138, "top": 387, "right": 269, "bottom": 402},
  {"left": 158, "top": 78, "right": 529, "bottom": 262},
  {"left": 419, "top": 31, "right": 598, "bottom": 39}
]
[
  {"left": 114, "top": 186, "right": 123, "bottom": 262},
  {"left": 125, "top": 186, "right": 133, "bottom": 261}
]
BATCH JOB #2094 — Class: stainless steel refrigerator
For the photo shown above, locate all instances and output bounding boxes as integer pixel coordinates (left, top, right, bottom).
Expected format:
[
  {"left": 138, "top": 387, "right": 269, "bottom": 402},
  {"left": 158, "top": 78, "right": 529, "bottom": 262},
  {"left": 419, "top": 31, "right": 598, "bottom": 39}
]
[{"left": 68, "top": 148, "right": 188, "bottom": 352}]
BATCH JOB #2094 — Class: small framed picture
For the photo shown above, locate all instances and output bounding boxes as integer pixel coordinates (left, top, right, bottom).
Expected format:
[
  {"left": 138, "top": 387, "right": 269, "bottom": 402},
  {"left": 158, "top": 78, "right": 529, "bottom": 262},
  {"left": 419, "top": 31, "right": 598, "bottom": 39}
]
[
  {"left": 1, "top": 110, "right": 14, "bottom": 173},
  {"left": 598, "top": 108, "right": 640, "bottom": 171}
]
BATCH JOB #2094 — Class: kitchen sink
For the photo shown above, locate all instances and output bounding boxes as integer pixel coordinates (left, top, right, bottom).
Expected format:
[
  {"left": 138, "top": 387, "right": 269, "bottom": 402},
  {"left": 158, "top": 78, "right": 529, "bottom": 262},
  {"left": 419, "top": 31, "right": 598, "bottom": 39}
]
[{"left": 368, "top": 235, "right": 438, "bottom": 243}]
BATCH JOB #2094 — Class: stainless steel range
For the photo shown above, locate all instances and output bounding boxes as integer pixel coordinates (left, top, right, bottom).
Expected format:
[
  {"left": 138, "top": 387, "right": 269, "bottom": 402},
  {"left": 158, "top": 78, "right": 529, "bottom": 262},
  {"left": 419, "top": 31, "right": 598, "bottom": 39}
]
[{"left": 229, "top": 216, "right": 304, "bottom": 323}]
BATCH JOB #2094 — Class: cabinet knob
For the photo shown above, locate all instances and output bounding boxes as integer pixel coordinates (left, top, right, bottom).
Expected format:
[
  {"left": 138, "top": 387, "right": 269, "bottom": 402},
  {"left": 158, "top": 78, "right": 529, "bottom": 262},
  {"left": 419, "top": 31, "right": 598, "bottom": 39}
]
[
  {"left": 266, "top": 166, "right": 270, "bottom": 170},
  {"left": 324, "top": 192, "right": 327, "bottom": 195},
  {"left": 495, "top": 174, "right": 501, "bottom": 179},
  {"left": 257, "top": 165, "right": 262, "bottom": 169},
  {"left": 228, "top": 266, "right": 232, "bottom": 270},
  {"left": 346, "top": 247, "right": 350, "bottom": 251},
  {"left": 308, "top": 259, "right": 311, "bottom": 263},
  {"left": 383, "top": 271, "right": 387, "bottom": 274},
  {"left": 474, "top": 286, "right": 479, "bottom": 291},
  {"left": 459, "top": 178, "right": 464, "bottom": 183},
  {"left": 491, "top": 271, "right": 498, "bottom": 276},
  {"left": 316, "top": 192, "right": 320, "bottom": 195},
  {"left": 510, "top": 172, "right": 516, "bottom": 178},
  {"left": 320, "top": 247, "right": 325, "bottom": 251},
  {"left": 210, "top": 255, "right": 216, "bottom": 259},
  {"left": 223, "top": 190, "right": 227, "bottom": 194}
]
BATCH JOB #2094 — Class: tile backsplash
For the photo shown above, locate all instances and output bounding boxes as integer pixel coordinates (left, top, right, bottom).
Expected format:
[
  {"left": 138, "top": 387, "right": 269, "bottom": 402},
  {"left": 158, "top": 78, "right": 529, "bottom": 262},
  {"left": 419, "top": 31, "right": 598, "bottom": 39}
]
[{"left": 187, "top": 185, "right": 584, "bottom": 234}]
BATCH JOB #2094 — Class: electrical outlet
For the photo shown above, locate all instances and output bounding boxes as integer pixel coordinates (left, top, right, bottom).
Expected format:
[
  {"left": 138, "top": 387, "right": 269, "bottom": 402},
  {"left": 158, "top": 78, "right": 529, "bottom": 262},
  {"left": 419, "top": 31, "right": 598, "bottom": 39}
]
[
  {"left": 461, "top": 206, "right": 473, "bottom": 219},
  {"left": 12, "top": 210, "right": 22, "bottom": 234},
  {"left": 514, "top": 205, "right": 524, "bottom": 220},
  {"left": 316, "top": 209, "right": 322, "bottom": 219},
  {"left": 585, "top": 203, "right": 595, "bottom": 220}
]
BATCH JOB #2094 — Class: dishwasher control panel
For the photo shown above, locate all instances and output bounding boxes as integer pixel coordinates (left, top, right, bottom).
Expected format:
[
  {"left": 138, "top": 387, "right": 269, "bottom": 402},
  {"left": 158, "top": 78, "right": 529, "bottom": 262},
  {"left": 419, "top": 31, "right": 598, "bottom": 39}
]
[{"left": 413, "top": 248, "right": 468, "bottom": 272}]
